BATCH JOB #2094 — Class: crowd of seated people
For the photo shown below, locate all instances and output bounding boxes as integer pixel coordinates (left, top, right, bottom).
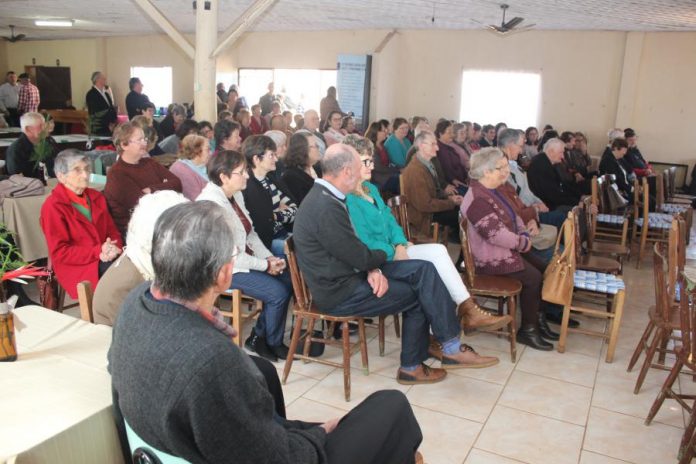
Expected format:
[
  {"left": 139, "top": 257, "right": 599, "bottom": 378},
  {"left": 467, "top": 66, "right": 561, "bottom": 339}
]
[{"left": 27, "top": 74, "right": 679, "bottom": 462}]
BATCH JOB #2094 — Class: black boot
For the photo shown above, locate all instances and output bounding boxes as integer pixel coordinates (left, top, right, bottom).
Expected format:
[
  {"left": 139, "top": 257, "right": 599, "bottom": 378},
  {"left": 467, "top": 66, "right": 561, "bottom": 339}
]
[
  {"left": 538, "top": 312, "right": 560, "bottom": 341},
  {"left": 516, "top": 325, "right": 553, "bottom": 351}
]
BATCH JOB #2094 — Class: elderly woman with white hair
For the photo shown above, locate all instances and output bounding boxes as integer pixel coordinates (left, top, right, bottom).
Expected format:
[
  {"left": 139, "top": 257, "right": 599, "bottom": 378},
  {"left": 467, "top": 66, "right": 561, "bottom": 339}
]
[
  {"left": 460, "top": 147, "right": 553, "bottom": 351},
  {"left": 40, "top": 149, "right": 123, "bottom": 301},
  {"left": 92, "top": 190, "right": 188, "bottom": 326}
]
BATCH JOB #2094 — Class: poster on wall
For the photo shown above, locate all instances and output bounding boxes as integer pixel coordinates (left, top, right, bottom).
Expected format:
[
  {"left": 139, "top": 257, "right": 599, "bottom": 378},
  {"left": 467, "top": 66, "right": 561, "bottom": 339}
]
[{"left": 336, "top": 54, "right": 371, "bottom": 131}]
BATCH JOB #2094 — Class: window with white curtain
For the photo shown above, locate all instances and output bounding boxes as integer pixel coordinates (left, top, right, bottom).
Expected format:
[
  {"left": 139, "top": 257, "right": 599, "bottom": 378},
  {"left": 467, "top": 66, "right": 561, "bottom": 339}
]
[
  {"left": 130, "top": 66, "right": 173, "bottom": 110},
  {"left": 460, "top": 70, "right": 541, "bottom": 129}
]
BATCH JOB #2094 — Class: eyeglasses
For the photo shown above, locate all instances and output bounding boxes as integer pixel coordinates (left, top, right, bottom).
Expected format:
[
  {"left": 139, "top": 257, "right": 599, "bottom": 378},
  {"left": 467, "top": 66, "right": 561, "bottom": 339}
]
[
  {"left": 493, "top": 164, "right": 510, "bottom": 172},
  {"left": 361, "top": 158, "right": 374, "bottom": 167},
  {"left": 70, "top": 166, "right": 92, "bottom": 175},
  {"left": 129, "top": 137, "right": 147, "bottom": 144}
]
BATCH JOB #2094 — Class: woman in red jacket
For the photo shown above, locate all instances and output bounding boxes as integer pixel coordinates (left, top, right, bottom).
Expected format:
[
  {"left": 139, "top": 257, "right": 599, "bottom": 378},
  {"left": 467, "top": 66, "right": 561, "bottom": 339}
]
[{"left": 40, "top": 149, "right": 123, "bottom": 299}]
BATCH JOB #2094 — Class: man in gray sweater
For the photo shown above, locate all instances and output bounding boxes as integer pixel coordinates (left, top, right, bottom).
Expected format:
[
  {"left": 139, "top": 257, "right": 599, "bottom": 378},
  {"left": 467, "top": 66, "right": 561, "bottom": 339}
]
[
  {"left": 293, "top": 144, "right": 499, "bottom": 386},
  {"left": 108, "top": 201, "right": 423, "bottom": 463}
]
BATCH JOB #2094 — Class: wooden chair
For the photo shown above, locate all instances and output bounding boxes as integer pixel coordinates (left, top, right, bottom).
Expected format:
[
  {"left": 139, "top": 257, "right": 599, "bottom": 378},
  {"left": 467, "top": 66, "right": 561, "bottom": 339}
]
[
  {"left": 631, "top": 177, "right": 674, "bottom": 268},
  {"left": 459, "top": 216, "right": 520, "bottom": 362},
  {"left": 396, "top": 178, "right": 448, "bottom": 244},
  {"left": 627, "top": 218, "right": 686, "bottom": 393},
  {"left": 667, "top": 166, "right": 696, "bottom": 202},
  {"left": 76, "top": 281, "right": 94, "bottom": 323},
  {"left": 572, "top": 204, "right": 622, "bottom": 276},
  {"left": 590, "top": 175, "right": 631, "bottom": 246},
  {"left": 282, "top": 238, "right": 370, "bottom": 402},
  {"left": 216, "top": 290, "right": 262, "bottom": 347},
  {"left": 657, "top": 170, "right": 693, "bottom": 243},
  {"left": 583, "top": 197, "right": 630, "bottom": 267},
  {"left": 557, "top": 211, "right": 627, "bottom": 363},
  {"left": 643, "top": 258, "right": 695, "bottom": 429}
]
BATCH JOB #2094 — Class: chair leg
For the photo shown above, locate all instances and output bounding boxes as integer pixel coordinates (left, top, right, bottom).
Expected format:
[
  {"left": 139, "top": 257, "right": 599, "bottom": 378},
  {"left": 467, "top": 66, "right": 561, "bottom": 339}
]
[
  {"left": 232, "top": 290, "right": 242, "bottom": 347},
  {"left": 657, "top": 330, "right": 670, "bottom": 365},
  {"left": 342, "top": 321, "right": 351, "bottom": 402},
  {"left": 679, "top": 406, "right": 696, "bottom": 464},
  {"left": 636, "top": 226, "right": 649, "bottom": 268},
  {"left": 557, "top": 304, "right": 571, "bottom": 354},
  {"left": 627, "top": 321, "right": 655, "bottom": 372},
  {"left": 645, "top": 356, "right": 683, "bottom": 425},
  {"left": 508, "top": 296, "right": 518, "bottom": 363},
  {"left": 378, "top": 315, "right": 385, "bottom": 356},
  {"left": 303, "top": 317, "right": 317, "bottom": 361},
  {"left": 605, "top": 290, "right": 624, "bottom": 363},
  {"left": 634, "top": 327, "right": 665, "bottom": 394},
  {"left": 393, "top": 314, "right": 401, "bottom": 338},
  {"left": 358, "top": 318, "right": 369, "bottom": 375},
  {"left": 283, "top": 314, "right": 304, "bottom": 384}
]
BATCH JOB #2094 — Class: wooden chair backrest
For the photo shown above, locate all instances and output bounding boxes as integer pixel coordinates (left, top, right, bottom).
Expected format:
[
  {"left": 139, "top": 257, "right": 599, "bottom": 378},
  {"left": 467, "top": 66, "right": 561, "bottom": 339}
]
[
  {"left": 458, "top": 215, "right": 477, "bottom": 287},
  {"left": 667, "top": 216, "right": 686, "bottom": 296},
  {"left": 656, "top": 171, "right": 665, "bottom": 210},
  {"left": 387, "top": 195, "right": 412, "bottom": 242},
  {"left": 668, "top": 167, "right": 678, "bottom": 199},
  {"left": 632, "top": 177, "right": 649, "bottom": 222},
  {"left": 677, "top": 272, "right": 694, "bottom": 365},
  {"left": 596, "top": 174, "right": 617, "bottom": 213},
  {"left": 582, "top": 196, "right": 597, "bottom": 247},
  {"left": 284, "top": 237, "right": 312, "bottom": 311},
  {"left": 653, "top": 243, "right": 672, "bottom": 324},
  {"left": 570, "top": 205, "right": 585, "bottom": 261},
  {"left": 591, "top": 176, "right": 600, "bottom": 208},
  {"left": 76, "top": 281, "right": 94, "bottom": 323}
]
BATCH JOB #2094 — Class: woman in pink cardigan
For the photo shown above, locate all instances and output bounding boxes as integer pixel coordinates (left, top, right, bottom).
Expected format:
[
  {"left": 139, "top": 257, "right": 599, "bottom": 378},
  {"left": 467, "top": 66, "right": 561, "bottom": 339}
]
[
  {"left": 169, "top": 134, "right": 210, "bottom": 200},
  {"left": 460, "top": 147, "right": 552, "bottom": 352}
]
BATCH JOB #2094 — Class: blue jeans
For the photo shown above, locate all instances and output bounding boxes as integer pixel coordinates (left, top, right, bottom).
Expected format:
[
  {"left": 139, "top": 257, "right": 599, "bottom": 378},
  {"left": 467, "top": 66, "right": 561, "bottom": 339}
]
[
  {"left": 230, "top": 270, "right": 292, "bottom": 347},
  {"left": 539, "top": 205, "right": 573, "bottom": 229},
  {"left": 329, "top": 260, "right": 460, "bottom": 367},
  {"left": 271, "top": 231, "right": 290, "bottom": 258}
]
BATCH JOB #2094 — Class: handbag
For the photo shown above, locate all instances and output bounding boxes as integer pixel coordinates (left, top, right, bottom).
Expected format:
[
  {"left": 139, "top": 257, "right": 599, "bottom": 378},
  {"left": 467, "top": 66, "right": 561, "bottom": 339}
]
[
  {"left": 37, "top": 261, "right": 61, "bottom": 311},
  {"left": 603, "top": 182, "right": 628, "bottom": 213},
  {"left": 542, "top": 216, "right": 576, "bottom": 306}
]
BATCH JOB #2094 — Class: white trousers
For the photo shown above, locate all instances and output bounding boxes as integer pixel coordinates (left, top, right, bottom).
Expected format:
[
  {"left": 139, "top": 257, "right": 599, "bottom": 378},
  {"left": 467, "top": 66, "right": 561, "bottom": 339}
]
[{"left": 406, "top": 243, "right": 470, "bottom": 305}]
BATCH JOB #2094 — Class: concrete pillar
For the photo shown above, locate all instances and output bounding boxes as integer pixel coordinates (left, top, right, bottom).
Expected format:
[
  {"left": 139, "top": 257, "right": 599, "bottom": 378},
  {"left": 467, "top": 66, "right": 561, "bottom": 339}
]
[{"left": 194, "top": 0, "right": 218, "bottom": 122}]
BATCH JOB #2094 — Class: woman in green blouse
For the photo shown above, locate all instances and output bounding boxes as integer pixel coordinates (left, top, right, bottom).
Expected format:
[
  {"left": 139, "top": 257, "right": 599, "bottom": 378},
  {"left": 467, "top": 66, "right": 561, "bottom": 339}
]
[{"left": 343, "top": 135, "right": 509, "bottom": 331}]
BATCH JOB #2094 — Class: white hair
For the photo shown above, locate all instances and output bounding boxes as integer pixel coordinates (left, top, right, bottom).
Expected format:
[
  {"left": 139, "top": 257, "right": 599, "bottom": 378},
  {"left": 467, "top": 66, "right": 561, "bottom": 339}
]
[
  {"left": 264, "top": 129, "right": 287, "bottom": 148},
  {"left": 607, "top": 128, "right": 623, "bottom": 141},
  {"left": 20, "top": 112, "right": 43, "bottom": 131},
  {"left": 543, "top": 137, "right": 565, "bottom": 153},
  {"left": 125, "top": 191, "right": 189, "bottom": 280}
]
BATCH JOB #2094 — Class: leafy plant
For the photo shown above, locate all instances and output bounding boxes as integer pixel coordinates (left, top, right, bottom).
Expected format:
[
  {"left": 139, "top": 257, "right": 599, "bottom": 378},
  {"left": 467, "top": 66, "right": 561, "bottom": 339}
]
[
  {"left": 30, "top": 114, "right": 54, "bottom": 170},
  {"left": 0, "top": 227, "right": 47, "bottom": 302}
]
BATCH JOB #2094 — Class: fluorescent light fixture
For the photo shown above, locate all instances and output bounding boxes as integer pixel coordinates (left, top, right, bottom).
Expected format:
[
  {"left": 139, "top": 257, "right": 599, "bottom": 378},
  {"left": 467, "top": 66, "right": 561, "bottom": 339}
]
[{"left": 35, "top": 20, "right": 74, "bottom": 27}]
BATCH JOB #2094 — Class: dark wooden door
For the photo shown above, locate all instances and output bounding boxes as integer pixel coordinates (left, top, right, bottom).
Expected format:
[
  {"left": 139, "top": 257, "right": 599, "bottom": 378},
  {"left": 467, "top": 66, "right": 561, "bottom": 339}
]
[{"left": 24, "top": 65, "right": 72, "bottom": 110}]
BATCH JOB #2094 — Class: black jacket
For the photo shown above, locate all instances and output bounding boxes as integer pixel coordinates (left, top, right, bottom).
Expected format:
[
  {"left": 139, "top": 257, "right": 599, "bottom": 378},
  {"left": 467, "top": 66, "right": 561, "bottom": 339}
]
[
  {"left": 125, "top": 91, "right": 151, "bottom": 120},
  {"left": 282, "top": 167, "right": 315, "bottom": 206},
  {"left": 242, "top": 174, "right": 296, "bottom": 250},
  {"left": 527, "top": 152, "right": 581, "bottom": 210},
  {"left": 85, "top": 87, "right": 117, "bottom": 136},
  {"left": 6, "top": 133, "right": 56, "bottom": 181},
  {"left": 599, "top": 151, "right": 631, "bottom": 198}
]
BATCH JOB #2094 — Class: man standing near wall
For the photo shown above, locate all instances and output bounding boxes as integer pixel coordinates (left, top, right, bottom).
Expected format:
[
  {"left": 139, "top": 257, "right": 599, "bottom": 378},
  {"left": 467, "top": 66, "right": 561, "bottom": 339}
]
[
  {"left": 17, "top": 73, "right": 40, "bottom": 116},
  {"left": 258, "top": 81, "right": 275, "bottom": 116},
  {"left": 125, "top": 77, "right": 151, "bottom": 120},
  {"left": 86, "top": 71, "right": 117, "bottom": 136},
  {"left": 0, "top": 71, "right": 20, "bottom": 126}
]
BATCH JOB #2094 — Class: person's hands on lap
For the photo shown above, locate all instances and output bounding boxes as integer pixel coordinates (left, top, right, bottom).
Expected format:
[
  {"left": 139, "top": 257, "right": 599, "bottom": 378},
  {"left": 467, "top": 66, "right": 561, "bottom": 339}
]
[
  {"left": 320, "top": 417, "right": 341, "bottom": 434},
  {"left": 266, "top": 257, "right": 286, "bottom": 275},
  {"left": 393, "top": 244, "right": 409, "bottom": 261},
  {"left": 444, "top": 185, "right": 456, "bottom": 195},
  {"left": 534, "top": 202, "right": 549, "bottom": 213},
  {"left": 451, "top": 195, "right": 464, "bottom": 205},
  {"left": 526, "top": 220, "right": 539, "bottom": 236},
  {"left": 367, "top": 269, "right": 388, "bottom": 297}
]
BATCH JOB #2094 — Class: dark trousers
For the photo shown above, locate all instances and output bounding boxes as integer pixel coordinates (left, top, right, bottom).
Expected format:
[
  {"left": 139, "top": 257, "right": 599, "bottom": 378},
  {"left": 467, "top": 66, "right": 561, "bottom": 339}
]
[
  {"left": 325, "top": 390, "right": 422, "bottom": 464},
  {"left": 6, "top": 108, "right": 19, "bottom": 127},
  {"left": 330, "top": 260, "right": 459, "bottom": 367},
  {"left": 502, "top": 256, "right": 542, "bottom": 327},
  {"left": 539, "top": 205, "right": 572, "bottom": 229}
]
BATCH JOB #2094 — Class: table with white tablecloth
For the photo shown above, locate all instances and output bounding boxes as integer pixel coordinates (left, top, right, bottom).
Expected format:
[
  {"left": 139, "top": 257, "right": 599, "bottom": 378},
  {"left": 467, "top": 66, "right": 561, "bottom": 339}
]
[{"left": 0, "top": 306, "right": 124, "bottom": 464}]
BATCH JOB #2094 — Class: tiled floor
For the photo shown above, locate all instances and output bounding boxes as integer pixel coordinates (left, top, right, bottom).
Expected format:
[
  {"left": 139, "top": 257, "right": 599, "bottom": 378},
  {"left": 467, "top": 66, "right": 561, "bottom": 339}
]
[
  {"left": 276, "top": 246, "right": 689, "bottom": 464},
  {"left": 56, "top": 235, "right": 693, "bottom": 463}
]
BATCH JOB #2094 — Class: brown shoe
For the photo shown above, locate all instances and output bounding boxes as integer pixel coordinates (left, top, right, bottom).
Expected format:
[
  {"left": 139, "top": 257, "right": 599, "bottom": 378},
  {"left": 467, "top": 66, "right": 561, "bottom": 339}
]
[
  {"left": 428, "top": 335, "right": 443, "bottom": 360},
  {"left": 440, "top": 344, "right": 499, "bottom": 369},
  {"left": 459, "top": 298, "right": 512, "bottom": 332},
  {"left": 397, "top": 363, "right": 447, "bottom": 385}
]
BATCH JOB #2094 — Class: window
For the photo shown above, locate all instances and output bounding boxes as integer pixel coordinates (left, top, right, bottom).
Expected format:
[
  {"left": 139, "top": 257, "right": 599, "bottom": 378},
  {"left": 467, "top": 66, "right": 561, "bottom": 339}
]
[
  {"left": 460, "top": 70, "right": 541, "bottom": 129},
  {"left": 130, "top": 66, "right": 173, "bottom": 110},
  {"left": 238, "top": 68, "right": 337, "bottom": 115}
]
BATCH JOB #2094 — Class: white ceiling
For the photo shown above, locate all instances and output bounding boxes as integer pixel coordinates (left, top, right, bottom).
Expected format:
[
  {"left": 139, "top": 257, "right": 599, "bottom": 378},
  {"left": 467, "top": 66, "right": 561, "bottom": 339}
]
[{"left": 1, "top": 0, "right": 695, "bottom": 41}]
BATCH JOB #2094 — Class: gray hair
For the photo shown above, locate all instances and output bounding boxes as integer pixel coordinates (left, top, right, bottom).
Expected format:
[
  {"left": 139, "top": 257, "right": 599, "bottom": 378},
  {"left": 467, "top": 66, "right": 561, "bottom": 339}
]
[
  {"left": 264, "top": 129, "right": 287, "bottom": 148},
  {"left": 497, "top": 128, "right": 522, "bottom": 149},
  {"left": 414, "top": 129, "right": 435, "bottom": 147},
  {"left": 90, "top": 71, "right": 103, "bottom": 85},
  {"left": 126, "top": 191, "right": 189, "bottom": 281},
  {"left": 54, "top": 149, "right": 89, "bottom": 175},
  {"left": 152, "top": 201, "right": 236, "bottom": 301},
  {"left": 607, "top": 128, "right": 624, "bottom": 141},
  {"left": 321, "top": 143, "right": 357, "bottom": 176},
  {"left": 543, "top": 137, "right": 565, "bottom": 153},
  {"left": 343, "top": 134, "right": 374, "bottom": 157},
  {"left": 413, "top": 121, "right": 430, "bottom": 139},
  {"left": 19, "top": 112, "right": 43, "bottom": 131},
  {"left": 469, "top": 147, "right": 505, "bottom": 180}
]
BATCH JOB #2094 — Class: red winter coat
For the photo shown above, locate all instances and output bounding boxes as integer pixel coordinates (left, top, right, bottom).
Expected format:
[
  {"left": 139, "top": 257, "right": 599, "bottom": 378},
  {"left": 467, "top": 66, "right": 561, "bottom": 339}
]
[{"left": 40, "top": 183, "right": 123, "bottom": 299}]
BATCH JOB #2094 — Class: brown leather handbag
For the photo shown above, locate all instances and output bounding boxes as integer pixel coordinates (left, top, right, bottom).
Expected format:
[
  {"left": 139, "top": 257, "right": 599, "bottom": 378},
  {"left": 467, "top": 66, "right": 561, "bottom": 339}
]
[
  {"left": 37, "top": 261, "right": 61, "bottom": 310},
  {"left": 542, "top": 215, "right": 576, "bottom": 306}
]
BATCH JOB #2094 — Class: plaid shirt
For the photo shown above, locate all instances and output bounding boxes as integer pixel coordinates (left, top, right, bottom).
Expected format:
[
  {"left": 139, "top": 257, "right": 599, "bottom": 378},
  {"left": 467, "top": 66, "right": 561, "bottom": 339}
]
[{"left": 17, "top": 82, "right": 40, "bottom": 114}]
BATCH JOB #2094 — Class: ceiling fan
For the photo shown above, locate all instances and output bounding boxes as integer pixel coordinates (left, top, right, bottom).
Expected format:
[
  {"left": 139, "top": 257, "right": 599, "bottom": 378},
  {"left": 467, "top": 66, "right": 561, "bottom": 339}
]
[
  {"left": 2, "top": 25, "right": 27, "bottom": 43},
  {"left": 478, "top": 4, "right": 535, "bottom": 36}
]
